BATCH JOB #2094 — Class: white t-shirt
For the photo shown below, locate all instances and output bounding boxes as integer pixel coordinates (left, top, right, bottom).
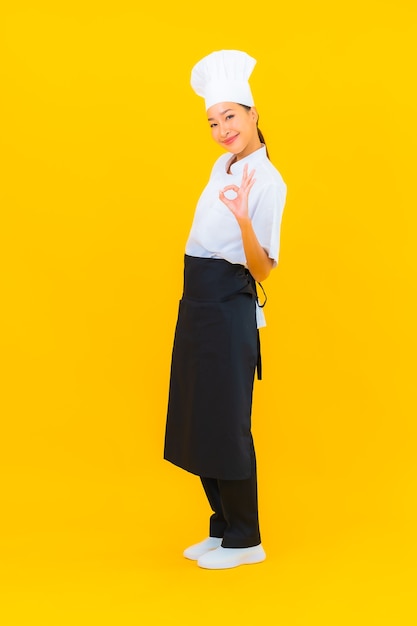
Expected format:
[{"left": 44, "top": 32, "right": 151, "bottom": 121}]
[
  {"left": 186, "top": 146, "right": 286, "bottom": 266},
  {"left": 185, "top": 146, "right": 287, "bottom": 326}
]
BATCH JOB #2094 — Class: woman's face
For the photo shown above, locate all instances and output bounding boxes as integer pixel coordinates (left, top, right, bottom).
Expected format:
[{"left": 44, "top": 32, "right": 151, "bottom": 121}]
[{"left": 206, "top": 102, "right": 261, "bottom": 160}]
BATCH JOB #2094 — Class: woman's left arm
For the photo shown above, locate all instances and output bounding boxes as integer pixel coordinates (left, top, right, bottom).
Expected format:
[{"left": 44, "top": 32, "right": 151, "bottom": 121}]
[{"left": 219, "top": 164, "right": 273, "bottom": 282}]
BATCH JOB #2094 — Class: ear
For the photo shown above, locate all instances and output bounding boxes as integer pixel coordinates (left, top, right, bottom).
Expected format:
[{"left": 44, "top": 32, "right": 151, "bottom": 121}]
[{"left": 251, "top": 107, "right": 259, "bottom": 124}]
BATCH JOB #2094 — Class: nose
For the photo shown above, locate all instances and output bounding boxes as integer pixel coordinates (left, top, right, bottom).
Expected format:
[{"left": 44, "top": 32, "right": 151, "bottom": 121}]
[{"left": 219, "top": 123, "right": 230, "bottom": 138}]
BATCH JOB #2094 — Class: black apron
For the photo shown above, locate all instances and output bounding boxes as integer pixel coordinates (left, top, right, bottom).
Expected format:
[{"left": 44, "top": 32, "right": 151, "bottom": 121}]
[{"left": 164, "top": 254, "right": 261, "bottom": 480}]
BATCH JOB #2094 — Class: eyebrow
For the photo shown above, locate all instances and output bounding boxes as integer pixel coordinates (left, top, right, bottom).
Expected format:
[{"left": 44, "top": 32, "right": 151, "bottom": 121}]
[{"left": 207, "top": 108, "right": 234, "bottom": 121}]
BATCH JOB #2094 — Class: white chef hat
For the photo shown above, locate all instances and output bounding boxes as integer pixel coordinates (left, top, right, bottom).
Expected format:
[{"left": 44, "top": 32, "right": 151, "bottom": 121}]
[{"left": 191, "top": 50, "right": 256, "bottom": 110}]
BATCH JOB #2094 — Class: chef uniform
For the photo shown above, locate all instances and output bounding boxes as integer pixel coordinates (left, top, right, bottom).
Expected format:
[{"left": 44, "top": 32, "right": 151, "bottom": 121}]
[{"left": 164, "top": 50, "right": 286, "bottom": 559}]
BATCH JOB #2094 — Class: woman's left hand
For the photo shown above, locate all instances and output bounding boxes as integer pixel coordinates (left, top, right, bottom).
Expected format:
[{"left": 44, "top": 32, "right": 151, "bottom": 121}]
[{"left": 219, "top": 164, "right": 256, "bottom": 224}]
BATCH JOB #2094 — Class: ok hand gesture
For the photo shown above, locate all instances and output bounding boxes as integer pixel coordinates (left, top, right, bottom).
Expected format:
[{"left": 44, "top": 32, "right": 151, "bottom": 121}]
[{"left": 219, "top": 164, "right": 256, "bottom": 224}]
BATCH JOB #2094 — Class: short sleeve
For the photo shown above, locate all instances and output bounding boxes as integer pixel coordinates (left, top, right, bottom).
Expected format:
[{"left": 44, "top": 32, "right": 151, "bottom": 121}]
[{"left": 251, "top": 182, "right": 287, "bottom": 267}]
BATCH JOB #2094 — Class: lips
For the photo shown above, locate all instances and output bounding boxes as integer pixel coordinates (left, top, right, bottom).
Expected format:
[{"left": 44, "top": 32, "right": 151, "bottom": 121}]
[{"left": 223, "top": 134, "right": 238, "bottom": 146}]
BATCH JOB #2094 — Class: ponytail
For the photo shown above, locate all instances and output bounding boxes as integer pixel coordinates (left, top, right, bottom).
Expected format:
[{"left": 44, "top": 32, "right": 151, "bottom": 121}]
[{"left": 257, "top": 126, "right": 269, "bottom": 160}]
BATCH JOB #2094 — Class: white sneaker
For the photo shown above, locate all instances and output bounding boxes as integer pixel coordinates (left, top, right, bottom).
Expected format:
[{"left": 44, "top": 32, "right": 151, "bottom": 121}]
[
  {"left": 197, "top": 544, "right": 266, "bottom": 570},
  {"left": 183, "top": 537, "right": 223, "bottom": 560}
]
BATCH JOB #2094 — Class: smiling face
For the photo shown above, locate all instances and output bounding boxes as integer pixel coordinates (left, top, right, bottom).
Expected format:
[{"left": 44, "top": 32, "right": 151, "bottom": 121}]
[{"left": 206, "top": 102, "right": 262, "bottom": 160}]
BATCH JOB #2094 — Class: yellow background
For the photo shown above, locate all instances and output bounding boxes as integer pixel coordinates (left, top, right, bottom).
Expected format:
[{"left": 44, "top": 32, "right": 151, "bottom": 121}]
[{"left": 1, "top": 1, "right": 416, "bottom": 624}]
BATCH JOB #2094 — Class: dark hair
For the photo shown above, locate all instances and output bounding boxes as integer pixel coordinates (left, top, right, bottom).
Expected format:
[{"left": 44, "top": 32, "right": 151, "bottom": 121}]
[{"left": 239, "top": 104, "right": 270, "bottom": 159}]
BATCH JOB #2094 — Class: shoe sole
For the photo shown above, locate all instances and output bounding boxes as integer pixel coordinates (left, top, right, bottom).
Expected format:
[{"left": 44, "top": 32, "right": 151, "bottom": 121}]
[{"left": 197, "top": 551, "right": 266, "bottom": 570}]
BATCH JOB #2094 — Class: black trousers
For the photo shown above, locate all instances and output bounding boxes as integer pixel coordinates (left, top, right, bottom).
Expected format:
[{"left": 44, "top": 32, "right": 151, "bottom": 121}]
[{"left": 200, "top": 441, "right": 261, "bottom": 548}]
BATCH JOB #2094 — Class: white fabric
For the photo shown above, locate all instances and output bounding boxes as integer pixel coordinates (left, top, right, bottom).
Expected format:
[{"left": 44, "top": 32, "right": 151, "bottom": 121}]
[
  {"left": 191, "top": 50, "right": 256, "bottom": 110},
  {"left": 197, "top": 544, "right": 266, "bottom": 569},
  {"left": 185, "top": 146, "right": 287, "bottom": 327}
]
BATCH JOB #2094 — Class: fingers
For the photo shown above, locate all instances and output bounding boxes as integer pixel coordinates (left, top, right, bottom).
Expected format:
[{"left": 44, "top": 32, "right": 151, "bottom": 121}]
[
  {"left": 247, "top": 175, "right": 256, "bottom": 192},
  {"left": 241, "top": 164, "right": 256, "bottom": 188},
  {"left": 221, "top": 184, "right": 239, "bottom": 193},
  {"left": 220, "top": 170, "right": 256, "bottom": 194},
  {"left": 218, "top": 190, "right": 233, "bottom": 210},
  {"left": 219, "top": 165, "right": 256, "bottom": 202}
]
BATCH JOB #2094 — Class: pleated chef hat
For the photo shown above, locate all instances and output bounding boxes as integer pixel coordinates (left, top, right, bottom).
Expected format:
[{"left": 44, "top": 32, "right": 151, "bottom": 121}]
[{"left": 191, "top": 50, "right": 256, "bottom": 110}]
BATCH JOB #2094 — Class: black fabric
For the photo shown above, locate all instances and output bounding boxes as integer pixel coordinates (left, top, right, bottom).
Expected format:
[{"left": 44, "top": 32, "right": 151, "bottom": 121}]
[
  {"left": 164, "top": 254, "right": 260, "bottom": 480},
  {"left": 200, "top": 436, "right": 261, "bottom": 548}
]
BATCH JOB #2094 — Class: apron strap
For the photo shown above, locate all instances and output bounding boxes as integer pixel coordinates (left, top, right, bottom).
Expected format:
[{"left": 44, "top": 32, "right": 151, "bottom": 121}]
[
  {"left": 256, "top": 281, "right": 267, "bottom": 307},
  {"left": 256, "top": 330, "right": 262, "bottom": 380}
]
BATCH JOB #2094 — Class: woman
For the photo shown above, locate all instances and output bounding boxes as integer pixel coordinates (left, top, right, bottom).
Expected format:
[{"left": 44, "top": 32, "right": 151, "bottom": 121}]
[{"left": 164, "top": 50, "right": 287, "bottom": 569}]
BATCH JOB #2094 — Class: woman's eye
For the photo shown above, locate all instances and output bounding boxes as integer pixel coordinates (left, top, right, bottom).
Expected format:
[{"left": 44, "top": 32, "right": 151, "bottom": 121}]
[
  {"left": 210, "top": 123, "right": 217, "bottom": 128},
  {"left": 226, "top": 115, "right": 234, "bottom": 120}
]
